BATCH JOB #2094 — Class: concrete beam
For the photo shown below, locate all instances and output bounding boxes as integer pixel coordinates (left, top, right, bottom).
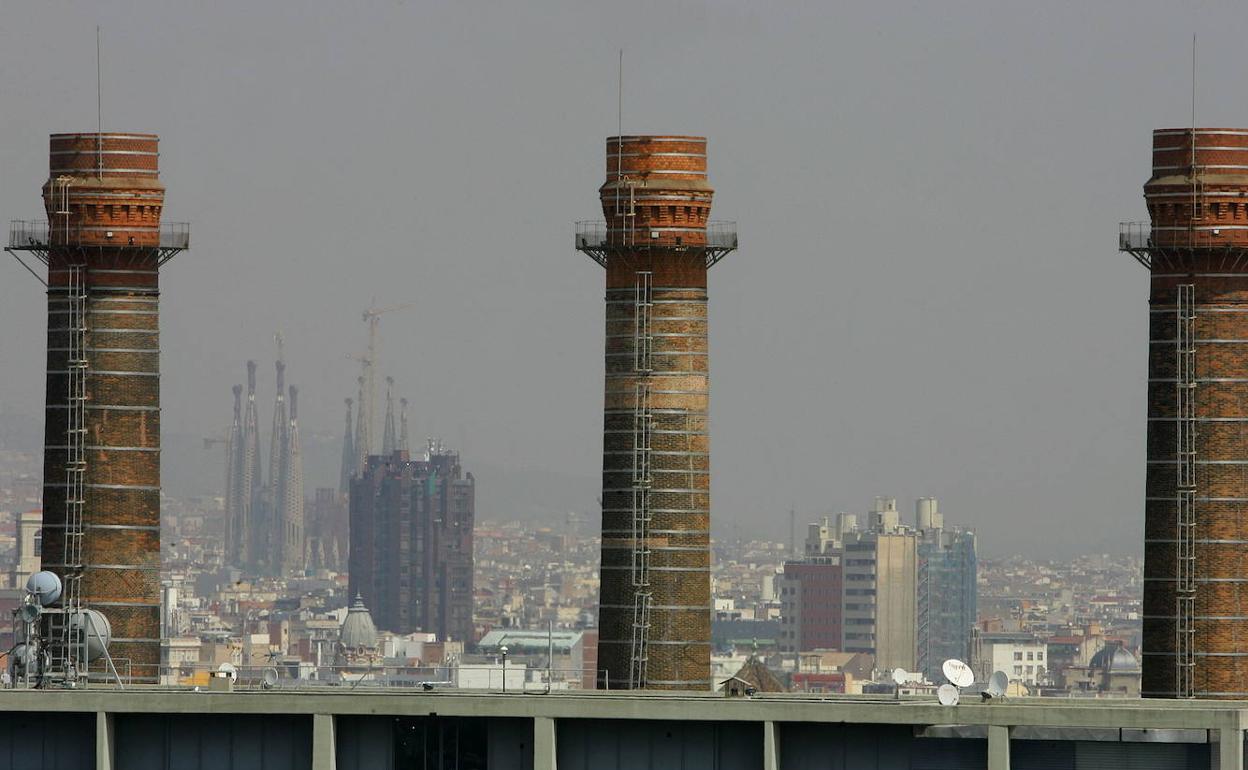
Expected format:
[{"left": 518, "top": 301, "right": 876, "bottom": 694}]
[
  {"left": 1217, "top": 712, "right": 1245, "bottom": 770},
  {"left": 95, "top": 712, "right": 114, "bottom": 770},
  {"left": 988, "top": 725, "right": 1010, "bottom": 770},
  {"left": 763, "top": 720, "right": 780, "bottom": 770},
  {"left": 313, "top": 714, "right": 336, "bottom": 770},
  {"left": 533, "top": 717, "right": 556, "bottom": 770},
  {"left": 2, "top": 689, "right": 1248, "bottom": 734}
]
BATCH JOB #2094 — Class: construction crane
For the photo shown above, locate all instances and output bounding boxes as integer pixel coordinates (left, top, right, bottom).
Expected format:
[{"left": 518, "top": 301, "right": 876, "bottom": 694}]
[{"left": 349, "top": 301, "right": 412, "bottom": 460}]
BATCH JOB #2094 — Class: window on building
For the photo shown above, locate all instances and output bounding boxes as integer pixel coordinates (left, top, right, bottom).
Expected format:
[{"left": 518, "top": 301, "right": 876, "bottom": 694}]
[
  {"left": 1013, "top": 666, "right": 1022, "bottom": 676},
  {"left": 1013, "top": 652, "right": 1023, "bottom": 661}
]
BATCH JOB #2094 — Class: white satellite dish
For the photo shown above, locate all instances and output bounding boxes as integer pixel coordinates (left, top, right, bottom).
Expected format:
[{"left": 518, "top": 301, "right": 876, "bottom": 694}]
[
  {"left": 891, "top": 668, "right": 908, "bottom": 686},
  {"left": 942, "top": 658, "right": 974, "bottom": 688},
  {"left": 937, "top": 683, "right": 960, "bottom": 706},
  {"left": 217, "top": 662, "right": 238, "bottom": 683},
  {"left": 986, "top": 670, "right": 1009, "bottom": 699},
  {"left": 69, "top": 610, "right": 112, "bottom": 661},
  {"left": 25, "top": 571, "right": 62, "bottom": 606},
  {"left": 261, "top": 668, "right": 279, "bottom": 690}
]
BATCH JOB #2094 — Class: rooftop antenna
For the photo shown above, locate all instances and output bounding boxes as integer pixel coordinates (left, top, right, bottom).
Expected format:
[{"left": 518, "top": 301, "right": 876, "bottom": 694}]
[
  {"left": 1190, "top": 33, "right": 1198, "bottom": 231},
  {"left": 615, "top": 49, "right": 623, "bottom": 219},
  {"left": 96, "top": 25, "right": 103, "bottom": 178}
]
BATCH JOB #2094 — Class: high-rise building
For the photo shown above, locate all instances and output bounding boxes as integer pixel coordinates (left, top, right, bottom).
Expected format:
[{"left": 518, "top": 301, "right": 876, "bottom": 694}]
[
  {"left": 1118, "top": 127, "right": 1248, "bottom": 699},
  {"left": 575, "top": 135, "right": 737, "bottom": 690},
  {"left": 915, "top": 500, "right": 977, "bottom": 683},
  {"left": 348, "top": 444, "right": 474, "bottom": 643},
  {"left": 7, "top": 132, "right": 189, "bottom": 681},
  {"left": 842, "top": 522, "right": 918, "bottom": 672},
  {"left": 777, "top": 555, "right": 842, "bottom": 654}
]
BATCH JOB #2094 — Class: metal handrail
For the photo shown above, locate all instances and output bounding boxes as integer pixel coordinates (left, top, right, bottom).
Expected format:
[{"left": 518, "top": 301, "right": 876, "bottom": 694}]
[
  {"left": 1119, "top": 221, "right": 1248, "bottom": 251},
  {"left": 575, "top": 220, "right": 738, "bottom": 251},
  {"left": 8, "top": 219, "right": 190, "bottom": 250},
  {"left": 151, "top": 662, "right": 603, "bottom": 692}
]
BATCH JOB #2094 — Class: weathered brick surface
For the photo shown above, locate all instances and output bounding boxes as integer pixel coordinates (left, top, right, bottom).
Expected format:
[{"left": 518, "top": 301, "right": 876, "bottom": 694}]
[
  {"left": 595, "top": 137, "right": 719, "bottom": 689},
  {"left": 38, "top": 133, "right": 168, "bottom": 682}
]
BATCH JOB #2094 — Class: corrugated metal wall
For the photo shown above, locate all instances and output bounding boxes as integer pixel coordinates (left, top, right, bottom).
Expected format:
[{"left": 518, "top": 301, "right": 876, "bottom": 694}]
[
  {"left": 0, "top": 711, "right": 92, "bottom": 770},
  {"left": 114, "top": 714, "right": 311, "bottom": 770},
  {"left": 557, "top": 719, "right": 761, "bottom": 770},
  {"left": 335, "top": 716, "right": 532, "bottom": 770}
]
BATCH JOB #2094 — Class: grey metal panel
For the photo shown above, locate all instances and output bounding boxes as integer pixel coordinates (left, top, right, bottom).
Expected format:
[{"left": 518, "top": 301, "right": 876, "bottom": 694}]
[
  {"left": 334, "top": 716, "right": 392, "bottom": 770},
  {"left": 1074, "top": 741, "right": 1208, "bottom": 769},
  {"left": 910, "top": 738, "right": 987, "bottom": 769},
  {"left": 486, "top": 718, "right": 534, "bottom": 770},
  {"left": 1011, "top": 740, "right": 1077, "bottom": 770},
  {"left": 114, "top": 714, "right": 312, "bottom": 770},
  {"left": 556, "top": 719, "right": 761, "bottom": 770},
  {"left": 0, "top": 712, "right": 93, "bottom": 770}
]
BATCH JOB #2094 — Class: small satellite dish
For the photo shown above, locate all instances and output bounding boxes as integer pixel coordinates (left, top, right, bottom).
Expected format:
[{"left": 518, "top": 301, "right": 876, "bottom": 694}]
[
  {"left": 891, "top": 668, "right": 908, "bottom": 686},
  {"left": 25, "top": 571, "right": 62, "bottom": 606},
  {"left": 217, "top": 662, "right": 238, "bottom": 683},
  {"left": 937, "top": 683, "right": 960, "bottom": 706},
  {"left": 942, "top": 658, "right": 974, "bottom": 688},
  {"left": 18, "top": 602, "right": 41, "bottom": 623},
  {"left": 986, "top": 671, "right": 1009, "bottom": 699},
  {"left": 261, "top": 668, "right": 279, "bottom": 690}
]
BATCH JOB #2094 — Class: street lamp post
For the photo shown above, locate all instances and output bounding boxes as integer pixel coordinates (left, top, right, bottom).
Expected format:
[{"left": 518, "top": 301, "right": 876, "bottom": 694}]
[{"left": 500, "top": 645, "right": 509, "bottom": 693}]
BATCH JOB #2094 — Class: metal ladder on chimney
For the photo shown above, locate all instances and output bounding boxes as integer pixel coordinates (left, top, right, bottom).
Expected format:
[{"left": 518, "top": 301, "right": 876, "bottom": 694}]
[
  {"left": 47, "top": 263, "right": 89, "bottom": 684},
  {"left": 630, "top": 270, "right": 654, "bottom": 688},
  {"left": 1176, "top": 283, "right": 1197, "bottom": 698}
]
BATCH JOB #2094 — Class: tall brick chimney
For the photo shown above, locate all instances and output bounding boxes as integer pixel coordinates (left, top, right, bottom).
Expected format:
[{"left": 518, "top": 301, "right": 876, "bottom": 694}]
[
  {"left": 10, "top": 133, "right": 188, "bottom": 682},
  {"left": 577, "top": 136, "right": 737, "bottom": 689},
  {"left": 1122, "top": 128, "right": 1248, "bottom": 698}
]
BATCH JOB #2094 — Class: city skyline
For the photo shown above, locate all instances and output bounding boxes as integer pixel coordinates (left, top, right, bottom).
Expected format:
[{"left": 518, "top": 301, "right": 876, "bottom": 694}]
[{"left": 3, "top": 3, "right": 1246, "bottom": 563}]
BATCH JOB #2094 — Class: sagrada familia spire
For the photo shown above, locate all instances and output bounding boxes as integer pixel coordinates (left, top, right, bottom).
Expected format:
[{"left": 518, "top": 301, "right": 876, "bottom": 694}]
[
  {"left": 226, "top": 361, "right": 263, "bottom": 567},
  {"left": 280, "top": 386, "right": 305, "bottom": 575},
  {"left": 224, "top": 344, "right": 304, "bottom": 576},
  {"left": 382, "top": 376, "right": 397, "bottom": 456}
]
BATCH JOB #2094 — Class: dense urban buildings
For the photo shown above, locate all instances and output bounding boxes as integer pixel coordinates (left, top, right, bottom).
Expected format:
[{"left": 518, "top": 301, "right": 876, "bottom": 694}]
[
  {"left": 5, "top": 132, "right": 189, "bottom": 682},
  {"left": 778, "top": 497, "right": 977, "bottom": 677},
  {"left": 348, "top": 444, "right": 475, "bottom": 643},
  {"left": 575, "top": 135, "right": 737, "bottom": 690},
  {"left": 1119, "top": 127, "right": 1248, "bottom": 700}
]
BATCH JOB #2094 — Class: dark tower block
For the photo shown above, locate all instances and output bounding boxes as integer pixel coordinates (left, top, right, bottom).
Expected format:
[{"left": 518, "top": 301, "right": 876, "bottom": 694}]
[
  {"left": 1122, "top": 128, "right": 1248, "bottom": 699},
  {"left": 577, "top": 136, "right": 737, "bottom": 689},
  {"left": 8, "top": 133, "right": 187, "bottom": 682}
]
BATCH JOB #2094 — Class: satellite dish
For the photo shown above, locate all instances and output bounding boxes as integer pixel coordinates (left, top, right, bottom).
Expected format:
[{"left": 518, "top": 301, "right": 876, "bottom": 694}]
[
  {"left": 261, "top": 668, "right": 279, "bottom": 689},
  {"left": 217, "top": 662, "right": 238, "bottom": 683},
  {"left": 937, "top": 683, "right": 960, "bottom": 706},
  {"left": 891, "top": 668, "right": 908, "bottom": 686},
  {"left": 25, "top": 571, "right": 62, "bottom": 606},
  {"left": 8, "top": 643, "right": 32, "bottom": 678},
  {"left": 69, "top": 610, "right": 112, "bottom": 661},
  {"left": 942, "top": 658, "right": 974, "bottom": 688},
  {"left": 18, "top": 602, "right": 41, "bottom": 623},
  {"left": 986, "top": 671, "right": 1009, "bottom": 699}
]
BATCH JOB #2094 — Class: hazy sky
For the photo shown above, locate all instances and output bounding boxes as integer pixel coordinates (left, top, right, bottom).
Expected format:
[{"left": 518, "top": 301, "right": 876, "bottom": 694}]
[{"left": 2, "top": 1, "right": 1245, "bottom": 557}]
